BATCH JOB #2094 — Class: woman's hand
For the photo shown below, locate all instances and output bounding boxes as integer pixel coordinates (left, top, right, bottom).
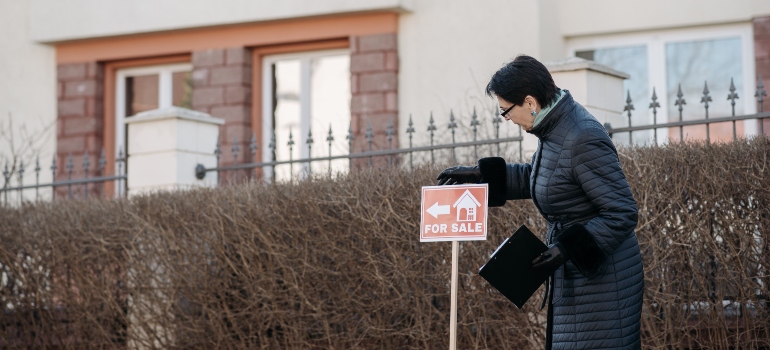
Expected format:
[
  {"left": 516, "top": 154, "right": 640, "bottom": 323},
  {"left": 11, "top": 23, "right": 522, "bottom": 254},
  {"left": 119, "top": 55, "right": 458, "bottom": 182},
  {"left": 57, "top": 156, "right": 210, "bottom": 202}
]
[
  {"left": 436, "top": 165, "right": 481, "bottom": 185},
  {"left": 532, "top": 243, "right": 567, "bottom": 271}
]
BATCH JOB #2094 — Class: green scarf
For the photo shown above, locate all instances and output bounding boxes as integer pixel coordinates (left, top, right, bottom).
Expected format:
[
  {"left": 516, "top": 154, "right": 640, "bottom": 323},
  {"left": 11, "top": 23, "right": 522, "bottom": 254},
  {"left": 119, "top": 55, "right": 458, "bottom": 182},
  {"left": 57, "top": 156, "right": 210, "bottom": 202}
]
[{"left": 532, "top": 90, "right": 565, "bottom": 128}]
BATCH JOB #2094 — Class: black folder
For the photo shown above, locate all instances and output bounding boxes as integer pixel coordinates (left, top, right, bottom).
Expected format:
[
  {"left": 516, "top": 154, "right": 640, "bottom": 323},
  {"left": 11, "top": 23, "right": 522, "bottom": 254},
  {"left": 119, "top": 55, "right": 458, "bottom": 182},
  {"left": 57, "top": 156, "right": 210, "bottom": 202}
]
[{"left": 478, "top": 225, "right": 554, "bottom": 309}]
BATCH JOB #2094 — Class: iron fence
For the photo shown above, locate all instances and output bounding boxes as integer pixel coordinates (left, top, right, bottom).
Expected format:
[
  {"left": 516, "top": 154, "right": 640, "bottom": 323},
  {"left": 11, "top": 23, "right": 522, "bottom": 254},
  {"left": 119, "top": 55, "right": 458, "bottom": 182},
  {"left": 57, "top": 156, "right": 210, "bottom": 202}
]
[
  {"left": 3, "top": 75, "right": 768, "bottom": 201},
  {"left": 195, "top": 109, "right": 526, "bottom": 183},
  {"left": 0, "top": 148, "right": 127, "bottom": 206},
  {"left": 605, "top": 75, "right": 769, "bottom": 143}
]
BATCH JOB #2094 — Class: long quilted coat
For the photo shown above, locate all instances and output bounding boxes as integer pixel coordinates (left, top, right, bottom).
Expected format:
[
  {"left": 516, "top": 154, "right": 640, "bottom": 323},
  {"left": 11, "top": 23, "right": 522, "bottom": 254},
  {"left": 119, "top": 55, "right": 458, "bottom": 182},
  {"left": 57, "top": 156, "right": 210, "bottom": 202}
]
[{"left": 478, "top": 91, "right": 644, "bottom": 349}]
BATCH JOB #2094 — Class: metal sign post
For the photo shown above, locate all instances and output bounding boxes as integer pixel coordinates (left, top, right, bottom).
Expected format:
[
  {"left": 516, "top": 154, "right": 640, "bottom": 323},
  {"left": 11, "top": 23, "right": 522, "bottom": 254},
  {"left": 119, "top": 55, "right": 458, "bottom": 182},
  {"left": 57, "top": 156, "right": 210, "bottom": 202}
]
[
  {"left": 420, "top": 184, "right": 488, "bottom": 350},
  {"left": 449, "top": 240, "right": 459, "bottom": 350}
]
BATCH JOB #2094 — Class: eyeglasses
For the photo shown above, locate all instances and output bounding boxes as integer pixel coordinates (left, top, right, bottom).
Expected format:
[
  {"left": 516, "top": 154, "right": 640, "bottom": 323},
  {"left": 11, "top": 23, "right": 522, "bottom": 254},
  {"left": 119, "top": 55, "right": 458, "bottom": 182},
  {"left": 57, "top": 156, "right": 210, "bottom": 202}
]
[{"left": 499, "top": 104, "right": 515, "bottom": 118}]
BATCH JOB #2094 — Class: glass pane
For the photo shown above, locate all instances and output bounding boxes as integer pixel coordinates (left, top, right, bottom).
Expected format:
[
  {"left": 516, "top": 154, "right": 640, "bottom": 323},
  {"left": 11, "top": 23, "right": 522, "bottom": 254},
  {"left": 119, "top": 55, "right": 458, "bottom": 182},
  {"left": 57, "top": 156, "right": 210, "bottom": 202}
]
[
  {"left": 309, "top": 54, "right": 350, "bottom": 176},
  {"left": 577, "top": 45, "right": 649, "bottom": 144},
  {"left": 125, "top": 74, "right": 159, "bottom": 117},
  {"left": 666, "top": 37, "right": 743, "bottom": 142},
  {"left": 272, "top": 59, "right": 301, "bottom": 181},
  {"left": 269, "top": 54, "right": 351, "bottom": 181},
  {"left": 172, "top": 71, "right": 193, "bottom": 109}
]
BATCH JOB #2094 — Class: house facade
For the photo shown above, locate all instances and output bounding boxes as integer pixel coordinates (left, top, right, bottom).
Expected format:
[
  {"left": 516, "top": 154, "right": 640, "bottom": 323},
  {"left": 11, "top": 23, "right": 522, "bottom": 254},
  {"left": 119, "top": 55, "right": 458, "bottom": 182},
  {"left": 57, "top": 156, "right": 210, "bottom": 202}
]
[{"left": 2, "top": 0, "right": 770, "bottom": 196}]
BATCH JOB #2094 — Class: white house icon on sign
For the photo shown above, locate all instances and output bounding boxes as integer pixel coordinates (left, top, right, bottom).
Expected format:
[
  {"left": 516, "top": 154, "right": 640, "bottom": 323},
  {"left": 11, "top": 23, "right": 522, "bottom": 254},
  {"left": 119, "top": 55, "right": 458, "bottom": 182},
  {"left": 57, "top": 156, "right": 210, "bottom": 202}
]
[{"left": 453, "top": 189, "right": 481, "bottom": 222}]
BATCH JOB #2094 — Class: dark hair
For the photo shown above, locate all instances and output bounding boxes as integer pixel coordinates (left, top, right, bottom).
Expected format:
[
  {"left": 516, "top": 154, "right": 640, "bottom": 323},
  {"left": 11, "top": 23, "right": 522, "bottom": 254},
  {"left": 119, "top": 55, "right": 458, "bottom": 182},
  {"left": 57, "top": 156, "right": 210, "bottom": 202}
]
[{"left": 485, "top": 55, "right": 559, "bottom": 107}]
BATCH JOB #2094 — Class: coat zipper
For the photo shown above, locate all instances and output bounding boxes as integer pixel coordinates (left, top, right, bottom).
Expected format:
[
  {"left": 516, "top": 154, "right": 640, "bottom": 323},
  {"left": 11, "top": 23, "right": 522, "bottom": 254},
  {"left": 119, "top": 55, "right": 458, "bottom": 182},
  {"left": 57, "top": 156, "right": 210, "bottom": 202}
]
[{"left": 530, "top": 140, "right": 548, "bottom": 240}]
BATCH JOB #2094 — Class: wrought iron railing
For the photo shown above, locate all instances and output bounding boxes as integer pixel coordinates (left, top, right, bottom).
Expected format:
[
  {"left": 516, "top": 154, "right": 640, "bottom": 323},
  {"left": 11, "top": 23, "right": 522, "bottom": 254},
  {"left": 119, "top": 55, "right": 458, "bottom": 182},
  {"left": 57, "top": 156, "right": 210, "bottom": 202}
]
[
  {"left": 195, "top": 110, "right": 525, "bottom": 182},
  {"left": 4, "top": 75, "right": 768, "bottom": 202},
  {"left": 605, "top": 75, "right": 769, "bottom": 143},
  {"left": 0, "top": 148, "right": 127, "bottom": 206}
]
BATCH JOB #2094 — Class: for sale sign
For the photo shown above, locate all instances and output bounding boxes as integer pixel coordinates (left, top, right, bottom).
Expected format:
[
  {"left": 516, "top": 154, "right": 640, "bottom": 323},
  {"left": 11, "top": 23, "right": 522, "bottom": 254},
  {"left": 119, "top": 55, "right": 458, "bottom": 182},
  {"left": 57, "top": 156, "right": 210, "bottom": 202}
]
[{"left": 420, "top": 184, "right": 489, "bottom": 242}]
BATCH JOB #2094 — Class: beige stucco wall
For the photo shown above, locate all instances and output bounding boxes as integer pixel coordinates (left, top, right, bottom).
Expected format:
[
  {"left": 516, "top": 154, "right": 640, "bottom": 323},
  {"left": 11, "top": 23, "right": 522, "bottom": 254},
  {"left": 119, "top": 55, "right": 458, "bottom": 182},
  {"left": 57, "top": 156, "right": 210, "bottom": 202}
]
[
  {"left": 18, "top": 0, "right": 770, "bottom": 168},
  {"left": 396, "top": 0, "right": 770, "bottom": 159},
  {"left": 397, "top": 0, "right": 544, "bottom": 160},
  {"left": 557, "top": 0, "right": 770, "bottom": 37},
  {"left": 29, "top": 0, "right": 414, "bottom": 43},
  {"left": 0, "top": 0, "right": 56, "bottom": 201}
]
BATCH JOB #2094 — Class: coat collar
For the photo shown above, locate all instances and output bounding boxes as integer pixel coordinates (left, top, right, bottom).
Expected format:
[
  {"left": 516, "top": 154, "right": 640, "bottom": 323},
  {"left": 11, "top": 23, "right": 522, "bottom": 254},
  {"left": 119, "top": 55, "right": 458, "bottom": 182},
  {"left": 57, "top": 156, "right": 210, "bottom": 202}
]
[{"left": 527, "top": 90, "right": 575, "bottom": 139}]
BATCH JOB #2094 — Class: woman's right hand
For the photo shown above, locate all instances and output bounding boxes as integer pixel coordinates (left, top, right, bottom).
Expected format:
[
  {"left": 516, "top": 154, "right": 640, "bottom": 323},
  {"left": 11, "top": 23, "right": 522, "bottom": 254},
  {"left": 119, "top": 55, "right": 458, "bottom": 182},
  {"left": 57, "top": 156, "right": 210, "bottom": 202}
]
[{"left": 436, "top": 165, "right": 481, "bottom": 185}]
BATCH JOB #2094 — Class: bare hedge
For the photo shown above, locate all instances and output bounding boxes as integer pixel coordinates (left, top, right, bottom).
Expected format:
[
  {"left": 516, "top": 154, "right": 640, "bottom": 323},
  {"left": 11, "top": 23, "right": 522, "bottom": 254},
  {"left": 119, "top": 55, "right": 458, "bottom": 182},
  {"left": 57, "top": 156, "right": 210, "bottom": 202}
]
[{"left": 1, "top": 138, "right": 770, "bottom": 349}]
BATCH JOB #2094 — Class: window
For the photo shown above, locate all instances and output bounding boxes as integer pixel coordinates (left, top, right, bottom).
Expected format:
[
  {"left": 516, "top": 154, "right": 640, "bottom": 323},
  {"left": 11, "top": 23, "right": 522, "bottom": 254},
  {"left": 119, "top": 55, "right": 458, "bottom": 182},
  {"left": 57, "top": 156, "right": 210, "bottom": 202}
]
[
  {"left": 261, "top": 49, "right": 351, "bottom": 180},
  {"left": 114, "top": 63, "right": 192, "bottom": 193},
  {"left": 568, "top": 23, "right": 757, "bottom": 144},
  {"left": 466, "top": 207, "right": 476, "bottom": 221}
]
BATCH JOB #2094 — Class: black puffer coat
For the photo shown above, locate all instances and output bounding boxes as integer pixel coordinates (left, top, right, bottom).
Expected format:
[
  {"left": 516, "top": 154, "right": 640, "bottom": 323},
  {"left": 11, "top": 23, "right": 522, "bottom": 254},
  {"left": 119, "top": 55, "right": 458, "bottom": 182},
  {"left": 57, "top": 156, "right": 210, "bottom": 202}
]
[{"left": 479, "top": 91, "right": 643, "bottom": 349}]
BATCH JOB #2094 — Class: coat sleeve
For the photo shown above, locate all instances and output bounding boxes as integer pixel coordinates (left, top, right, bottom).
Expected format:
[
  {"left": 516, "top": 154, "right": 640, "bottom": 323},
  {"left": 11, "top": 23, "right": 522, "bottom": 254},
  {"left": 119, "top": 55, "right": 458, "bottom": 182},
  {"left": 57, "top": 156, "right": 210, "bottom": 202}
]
[
  {"left": 556, "top": 128, "right": 638, "bottom": 277},
  {"left": 477, "top": 157, "right": 532, "bottom": 207}
]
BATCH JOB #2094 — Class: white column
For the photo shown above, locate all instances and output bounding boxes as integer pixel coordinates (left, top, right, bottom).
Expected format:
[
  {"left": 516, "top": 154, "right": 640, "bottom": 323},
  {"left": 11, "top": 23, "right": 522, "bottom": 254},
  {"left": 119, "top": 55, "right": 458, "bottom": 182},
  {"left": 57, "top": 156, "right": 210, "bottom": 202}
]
[
  {"left": 546, "top": 57, "right": 629, "bottom": 133},
  {"left": 125, "top": 106, "right": 223, "bottom": 195}
]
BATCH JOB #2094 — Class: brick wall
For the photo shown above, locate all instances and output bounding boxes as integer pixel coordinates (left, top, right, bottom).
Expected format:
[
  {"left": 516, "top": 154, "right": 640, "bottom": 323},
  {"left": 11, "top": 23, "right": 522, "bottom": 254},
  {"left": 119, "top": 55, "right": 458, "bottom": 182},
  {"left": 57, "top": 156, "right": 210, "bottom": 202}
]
[
  {"left": 56, "top": 62, "right": 104, "bottom": 196},
  {"left": 755, "top": 16, "right": 770, "bottom": 134},
  {"left": 191, "top": 48, "right": 252, "bottom": 180},
  {"left": 350, "top": 33, "right": 399, "bottom": 158}
]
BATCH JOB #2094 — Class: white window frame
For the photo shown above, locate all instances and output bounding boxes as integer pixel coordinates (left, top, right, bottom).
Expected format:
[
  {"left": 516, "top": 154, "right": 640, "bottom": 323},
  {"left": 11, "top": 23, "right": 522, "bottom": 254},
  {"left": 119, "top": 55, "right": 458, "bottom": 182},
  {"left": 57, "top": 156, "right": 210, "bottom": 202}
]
[
  {"left": 114, "top": 63, "right": 192, "bottom": 194},
  {"left": 261, "top": 49, "right": 350, "bottom": 180},
  {"left": 566, "top": 22, "right": 757, "bottom": 140}
]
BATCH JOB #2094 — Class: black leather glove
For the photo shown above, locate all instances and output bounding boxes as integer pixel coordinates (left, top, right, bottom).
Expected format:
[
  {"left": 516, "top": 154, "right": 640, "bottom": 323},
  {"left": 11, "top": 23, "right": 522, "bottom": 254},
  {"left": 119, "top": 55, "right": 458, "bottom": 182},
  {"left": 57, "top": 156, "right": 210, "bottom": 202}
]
[
  {"left": 436, "top": 165, "right": 481, "bottom": 185},
  {"left": 532, "top": 242, "right": 567, "bottom": 271}
]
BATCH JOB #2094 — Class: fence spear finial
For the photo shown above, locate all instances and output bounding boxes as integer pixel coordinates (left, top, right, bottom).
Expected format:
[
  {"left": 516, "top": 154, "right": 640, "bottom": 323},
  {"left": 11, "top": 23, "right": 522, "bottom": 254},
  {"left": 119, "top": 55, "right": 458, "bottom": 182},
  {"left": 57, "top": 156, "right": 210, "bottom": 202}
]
[
  {"left": 428, "top": 112, "right": 436, "bottom": 164},
  {"left": 82, "top": 150, "right": 90, "bottom": 173},
  {"left": 98, "top": 149, "right": 106, "bottom": 174},
  {"left": 407, "top": 114, "right": 415, "bottom": 170},
  {"left": 250, "top": 134, "right": 258, "bottom": 161},
  {"left": 50, "top": 155, "right": 57, "bottom": 178},
  {"left": 269, "top": 132, "right": 276, "bottom": 152},
  {"left": 326, "top": 125, "right": 334, "bottom": 144},
  {"left": 470, "top": 107, "right": 480, "bottom": 139},
  {"left": 365, "top": 120, "right": 374, "bottom": 151},
  {"left": 346, "top": 124, "right": 354, "bottom": 152},
  {"left": 624, "top": 90, "right": 635, "bottom": 143},
  {"left": 756, "top": 74, "right": 767, "bottom": 113},
  {"left": 406, "top": 114, "right": 415, "bottom": 140},
  {"left": 649, "top": 88, "right": 660, "bottom": 144},
  {"left": 623, "top": 90, "right": 635, "bottom": 119},
  {"left": 728, "top": 77, "right": 739, "bottom": 117},
  {"left": 327, "top": 124, "right": 335, "bottom": 175},
  {"left": 287, "top": 130, "right": 295, "bottom": 148},
  {"left": 2, "top": 163, "right": 8, "bottom": 184},
  {"left": 232, "top": 135, "right": 240, "bottom": 163},
  {"left": 701, "top": 81, "right": 712, "bottom": 117}
]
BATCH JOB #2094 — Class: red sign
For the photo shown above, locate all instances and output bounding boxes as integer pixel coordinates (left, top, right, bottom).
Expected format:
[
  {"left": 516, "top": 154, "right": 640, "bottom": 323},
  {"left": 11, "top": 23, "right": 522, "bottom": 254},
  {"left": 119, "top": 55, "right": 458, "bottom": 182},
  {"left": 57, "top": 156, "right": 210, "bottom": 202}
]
[{"left": 420, "top": 184, "right": 489, "bottom": 242}]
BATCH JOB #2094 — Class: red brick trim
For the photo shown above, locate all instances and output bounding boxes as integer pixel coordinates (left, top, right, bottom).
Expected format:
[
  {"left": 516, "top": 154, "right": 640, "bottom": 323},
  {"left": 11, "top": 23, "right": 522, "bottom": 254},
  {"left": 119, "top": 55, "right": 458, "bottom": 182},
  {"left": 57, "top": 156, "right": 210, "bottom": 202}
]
[
  {"left": 55, "top": 62, "right": 104, "bottom": 197},
  {"left": 192, "top": 47, "right": 253, "bottom": 182},
  {"left": 349, "top": 33, "right": 399, "bottom": 161}
]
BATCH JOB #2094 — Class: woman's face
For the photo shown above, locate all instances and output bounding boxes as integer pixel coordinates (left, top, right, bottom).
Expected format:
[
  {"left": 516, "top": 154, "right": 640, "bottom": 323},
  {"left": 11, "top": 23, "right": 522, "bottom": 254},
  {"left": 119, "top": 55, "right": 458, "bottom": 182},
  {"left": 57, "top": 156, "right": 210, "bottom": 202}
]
[{"left": 497, "top": 96, "right": 539, "bottom": 131}]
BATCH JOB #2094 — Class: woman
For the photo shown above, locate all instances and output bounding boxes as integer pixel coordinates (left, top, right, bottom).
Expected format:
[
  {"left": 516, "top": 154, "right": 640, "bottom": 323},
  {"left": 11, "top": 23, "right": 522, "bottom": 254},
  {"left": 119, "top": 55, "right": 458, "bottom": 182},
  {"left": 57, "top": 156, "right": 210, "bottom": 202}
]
[{"left": 437, "top": 55, "right": 643, "bottom": 349}]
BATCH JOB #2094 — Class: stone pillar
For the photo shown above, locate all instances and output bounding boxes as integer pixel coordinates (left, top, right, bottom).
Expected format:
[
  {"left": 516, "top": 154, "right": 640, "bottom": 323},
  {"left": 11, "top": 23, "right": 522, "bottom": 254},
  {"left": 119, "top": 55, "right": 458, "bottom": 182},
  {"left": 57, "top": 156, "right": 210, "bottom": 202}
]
[
  {"left": 191, "top": 47, "right": 252, "bottom": 179},
  {"left": 125, "top": 107, "right": 223, "bottom": 194},
  {"left": 350, "top": 33, "right": 399, "bottom": 163},
  {"left": 544, "top": 57, "right": 628, "bottom": 149},
  {"left": 56, "top": 62, "right": 104, "bottom": 196},
  {"left": 546, "top": 57, "right": 628, "bottom": 126}
]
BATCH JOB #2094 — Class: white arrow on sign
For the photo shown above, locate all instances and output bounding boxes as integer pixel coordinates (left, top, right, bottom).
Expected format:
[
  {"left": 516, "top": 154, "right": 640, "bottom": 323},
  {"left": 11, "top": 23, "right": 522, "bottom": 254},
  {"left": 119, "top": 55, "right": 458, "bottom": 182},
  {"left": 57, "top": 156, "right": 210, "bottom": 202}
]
[{"left": 426, "top": 202, "right": 451, "bottom": 219}]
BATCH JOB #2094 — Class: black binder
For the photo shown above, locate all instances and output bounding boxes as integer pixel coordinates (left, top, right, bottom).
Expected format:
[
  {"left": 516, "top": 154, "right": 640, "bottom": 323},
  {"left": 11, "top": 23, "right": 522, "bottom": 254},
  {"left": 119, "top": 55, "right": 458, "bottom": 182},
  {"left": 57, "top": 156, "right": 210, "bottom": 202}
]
[{"left": 478, "top": 225, "right": 554, "bottom": 308}]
